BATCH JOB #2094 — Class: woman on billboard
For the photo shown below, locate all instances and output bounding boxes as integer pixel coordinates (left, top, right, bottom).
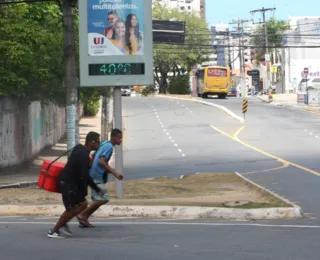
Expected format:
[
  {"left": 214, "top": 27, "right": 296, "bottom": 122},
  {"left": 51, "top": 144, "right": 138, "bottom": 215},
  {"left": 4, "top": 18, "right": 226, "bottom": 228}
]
[
  {"left": 125, "top": 14, "right": 144, "bottom": 55},
  {"left": 111, "top": 20, "right": 137, "bottom": 55}
]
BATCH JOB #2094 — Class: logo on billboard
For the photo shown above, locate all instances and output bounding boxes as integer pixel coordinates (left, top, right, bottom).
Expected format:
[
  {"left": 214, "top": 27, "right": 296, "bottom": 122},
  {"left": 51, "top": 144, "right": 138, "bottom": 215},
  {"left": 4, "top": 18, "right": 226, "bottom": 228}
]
[{"left": 94, "top": 37, "right": 104, "bottom": 45}]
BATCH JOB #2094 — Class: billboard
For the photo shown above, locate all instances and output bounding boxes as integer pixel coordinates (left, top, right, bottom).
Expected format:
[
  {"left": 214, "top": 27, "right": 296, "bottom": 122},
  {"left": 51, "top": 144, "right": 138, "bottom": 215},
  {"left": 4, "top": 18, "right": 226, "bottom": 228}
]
[
  {"left": 87, "top": 0, "right": 145, "bottom": 56},
  {"left": 79, "top": 0, "right": 153, "bottom": 87}
]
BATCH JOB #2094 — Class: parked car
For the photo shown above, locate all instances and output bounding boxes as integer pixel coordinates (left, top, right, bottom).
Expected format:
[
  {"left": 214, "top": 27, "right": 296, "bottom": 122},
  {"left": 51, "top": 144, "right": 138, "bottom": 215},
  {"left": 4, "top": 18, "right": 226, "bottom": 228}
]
[
  {"left": 121, "top": 86, "right": 132, "bottom": 97},
  {"left": 298, "top": 78, "right": 320, "bottom": 92},
  {"left": 228, "top": 87, "right": 237, "bottom": 96}
]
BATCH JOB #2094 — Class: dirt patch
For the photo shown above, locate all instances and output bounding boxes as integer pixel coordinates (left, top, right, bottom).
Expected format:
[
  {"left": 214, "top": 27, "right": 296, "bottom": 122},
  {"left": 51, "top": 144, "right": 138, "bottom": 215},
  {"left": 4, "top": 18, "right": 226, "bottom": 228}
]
[{"left": 0, "top": 173, "right": 289, "bottom": 208}]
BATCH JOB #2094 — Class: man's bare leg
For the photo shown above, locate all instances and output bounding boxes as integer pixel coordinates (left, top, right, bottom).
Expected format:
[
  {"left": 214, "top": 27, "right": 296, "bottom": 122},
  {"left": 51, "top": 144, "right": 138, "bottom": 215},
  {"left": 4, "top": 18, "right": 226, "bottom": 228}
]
[
  {"left": 78, "top": 200, "right": 109, "bottom": 224},
  {"left": 51, "top": 201, "right": 88, "bottom": 234}
]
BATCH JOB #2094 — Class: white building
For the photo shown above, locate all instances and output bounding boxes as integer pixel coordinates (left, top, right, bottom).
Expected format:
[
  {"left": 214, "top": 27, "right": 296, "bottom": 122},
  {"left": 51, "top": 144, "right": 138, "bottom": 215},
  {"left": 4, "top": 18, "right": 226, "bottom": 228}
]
[
  {"left": 282, "top": 17, "right": 320, "bottom": 93},
  {"left": 153, "top": 0, "right": 206, "bottom": 19}
]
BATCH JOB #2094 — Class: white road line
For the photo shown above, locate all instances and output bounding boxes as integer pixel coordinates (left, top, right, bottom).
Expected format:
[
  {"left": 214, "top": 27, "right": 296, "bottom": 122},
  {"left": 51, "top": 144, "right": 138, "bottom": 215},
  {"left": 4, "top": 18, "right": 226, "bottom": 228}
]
[
  {"left": 171, "top": 139, "right": 175, "bottom": 143},
  {"left": 164, "top": 129, "right": 167, "bottom": 132},
  {"left": 2, "top": 221, "right": 320, "bottom": 229},
  {"left": 0, "top": 216, "right": 22, "bottom": 219},
  {"left": 166, "top": 133, "right": 170, "bottom": 136},
  {"left": 316, "top": 136, "right": 320, "bottom": 139},
  {"left": 182, "top": 154, "right": 186, "bottom": 157},
  {"left": 309, "top": 132, "right": 313, "bottom": 135},
  {"left": 178, "top": 149, "right": 182, "bottom": 153},
  {"left": 304, "top": 129, "right": 308, "bottom": 131},
  {"left": 169, "top": 136, "right": 172, "bottom": 139}
]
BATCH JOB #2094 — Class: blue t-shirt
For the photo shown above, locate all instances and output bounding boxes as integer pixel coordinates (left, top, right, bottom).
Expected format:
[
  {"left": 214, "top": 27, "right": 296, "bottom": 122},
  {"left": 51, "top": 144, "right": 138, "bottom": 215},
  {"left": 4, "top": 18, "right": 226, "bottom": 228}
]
[{"left": 90, "top": 141, "right": 113, "bottom": 181}]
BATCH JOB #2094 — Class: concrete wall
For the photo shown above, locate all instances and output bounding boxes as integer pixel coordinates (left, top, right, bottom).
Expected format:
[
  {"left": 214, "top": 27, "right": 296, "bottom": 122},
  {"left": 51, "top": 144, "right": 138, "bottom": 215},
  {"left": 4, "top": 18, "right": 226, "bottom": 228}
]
[{"left": 0, "top": 97, "right": 83, "bottom": 168}]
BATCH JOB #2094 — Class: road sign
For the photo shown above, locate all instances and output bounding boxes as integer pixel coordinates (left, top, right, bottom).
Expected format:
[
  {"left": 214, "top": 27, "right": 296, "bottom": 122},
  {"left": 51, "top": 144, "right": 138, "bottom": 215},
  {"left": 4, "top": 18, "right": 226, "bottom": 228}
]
[
  {"left": 79, "top": 0, "right": 153, "bottom": 87},
  {"left": 304, "top": 67, "right": 309, "bottom": 79},
  {"left": 152, "top": 20, "right": 185, "bottom": 44},
  {"left": 242, "top": 99, "right": 248, "bottom": 115},
  {"left": 265, "top": 54, "right": 270, "bottom": 61},
  {"left": 271, "top": 66, "right": 278, "bottom": 73},
  {"left": 247, "top": 69, "right": 260, "bottom": 92}
]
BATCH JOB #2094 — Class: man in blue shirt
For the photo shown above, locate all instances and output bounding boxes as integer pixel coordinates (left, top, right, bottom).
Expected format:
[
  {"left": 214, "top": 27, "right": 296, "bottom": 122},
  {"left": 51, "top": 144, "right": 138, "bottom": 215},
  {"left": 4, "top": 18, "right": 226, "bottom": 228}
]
[{"left": 77, "top": 128, "right": 123, "bottom": 227}]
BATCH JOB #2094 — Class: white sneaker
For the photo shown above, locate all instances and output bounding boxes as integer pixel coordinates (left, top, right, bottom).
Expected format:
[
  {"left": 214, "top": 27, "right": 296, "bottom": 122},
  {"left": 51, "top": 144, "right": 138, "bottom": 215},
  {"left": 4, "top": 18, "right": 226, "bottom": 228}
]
[{"left": 47, "top": 230, "right": 66, "bottom": 239}]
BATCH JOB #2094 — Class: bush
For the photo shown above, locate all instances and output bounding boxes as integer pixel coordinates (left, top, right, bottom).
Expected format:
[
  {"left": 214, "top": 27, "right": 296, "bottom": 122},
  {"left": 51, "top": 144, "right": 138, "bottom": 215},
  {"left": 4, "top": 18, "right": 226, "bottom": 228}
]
[
  {"left": 141, "top": 86, "right": 156, "bottom": 96},
  {"left": 168, "top": 75, "right": 190, "bottom": 94},
  {"left": 83, "top": 99, "right": 100, "bottom": 116}
]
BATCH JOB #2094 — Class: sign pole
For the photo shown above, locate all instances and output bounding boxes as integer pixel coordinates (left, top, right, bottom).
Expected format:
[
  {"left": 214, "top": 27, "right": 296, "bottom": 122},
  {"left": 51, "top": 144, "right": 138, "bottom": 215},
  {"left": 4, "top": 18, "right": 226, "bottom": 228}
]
[{"left": 114, "top": 86, "right": 124, "bottom": 198}]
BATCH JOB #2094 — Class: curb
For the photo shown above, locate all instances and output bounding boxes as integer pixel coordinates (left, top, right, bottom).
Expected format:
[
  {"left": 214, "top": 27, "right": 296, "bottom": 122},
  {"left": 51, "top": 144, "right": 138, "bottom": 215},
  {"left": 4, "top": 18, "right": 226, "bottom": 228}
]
[
  {"left": 0, "top": 204, "right": 302, "bottom": 220},
  {"left": 157, "top": 95, "right": 245, "bottom": 123},
  {"left": 0, "top": 181, "right": 37, "bottom": 190},
  {"left": 235, "top": 172, "right": 304, "bottom": 219}
]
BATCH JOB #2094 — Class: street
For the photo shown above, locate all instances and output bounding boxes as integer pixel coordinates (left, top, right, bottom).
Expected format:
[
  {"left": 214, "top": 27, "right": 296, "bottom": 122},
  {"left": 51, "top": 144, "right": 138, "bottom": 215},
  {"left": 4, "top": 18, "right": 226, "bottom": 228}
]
[
  {"left": 2, "top": 217, "right": 320, "bottom": 260},
  {"left": 123, "top": 96, "right": 320, "bottom": 218}
]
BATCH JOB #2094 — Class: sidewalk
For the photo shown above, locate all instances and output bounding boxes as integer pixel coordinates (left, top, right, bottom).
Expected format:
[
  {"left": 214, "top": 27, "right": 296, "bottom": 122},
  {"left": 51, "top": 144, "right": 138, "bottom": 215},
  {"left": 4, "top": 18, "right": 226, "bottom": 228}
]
[
  {"left": 256, "top": 93, "right": 320, "bottom": 114},
  {"left": 0, "top": 111, "right": 102, "bottom": 187}
]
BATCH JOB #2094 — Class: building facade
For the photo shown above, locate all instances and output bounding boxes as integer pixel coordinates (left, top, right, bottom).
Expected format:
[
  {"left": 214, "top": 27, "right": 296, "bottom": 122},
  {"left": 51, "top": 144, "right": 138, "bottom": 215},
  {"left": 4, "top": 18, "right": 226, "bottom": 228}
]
[
  {"left": 282, "top": 17, "right": 320, "bottom": 93},
  {"left": 153, "top": 0, "right": 205, "bottom": 19}
]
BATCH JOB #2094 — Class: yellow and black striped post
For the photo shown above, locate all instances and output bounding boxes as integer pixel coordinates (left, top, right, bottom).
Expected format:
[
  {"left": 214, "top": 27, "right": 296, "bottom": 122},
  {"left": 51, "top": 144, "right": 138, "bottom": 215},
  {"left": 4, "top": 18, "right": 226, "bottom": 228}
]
[{"left": 242, "top": 99, "right": 248, "bottom": 120}]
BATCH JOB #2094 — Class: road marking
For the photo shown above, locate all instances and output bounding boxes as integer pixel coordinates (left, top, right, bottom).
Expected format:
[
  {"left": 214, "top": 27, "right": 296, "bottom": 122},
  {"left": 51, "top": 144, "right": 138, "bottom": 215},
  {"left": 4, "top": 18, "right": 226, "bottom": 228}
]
[
  {"left": 169, "top": 136, "right": 172, "bottom": 139},
  {"left": 171, "top": 139, "right": 175, "bottom": 142},
  {"left": 309, "top": 132, "right": 313, "bottom": 135},
  {"left": 174, "top": 144, "right": 178, "bottom": 147},
  {"left": 1, "top": 221, "right": 320, "bottom": 229},
  {"left": 316, "top": 136, "right": 319, "bottom": 139},
  {"left": 178, "top": 149, "right": 182, "bottom": 153},
  {"left": 243, "top": 163, "right": 289, "bottom": 175},
  {"left": 211, "top": 125, "right": 320, "bottom": 177},
  {"left": 166, "top": 133, "right": 170, "bottom": 136},
  {"left": 182, "top": 154, "right": 186, "bottom": 157},
  {"left": 233, "top": 125, "right": 246, "bottom": 138}
]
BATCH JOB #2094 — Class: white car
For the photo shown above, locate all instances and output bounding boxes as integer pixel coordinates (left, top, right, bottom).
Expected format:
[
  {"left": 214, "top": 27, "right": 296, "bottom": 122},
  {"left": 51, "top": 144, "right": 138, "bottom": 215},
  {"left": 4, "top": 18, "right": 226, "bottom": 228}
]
[
  {"left": 299, "top": 77, "right": 320, "bottom": 92},
  {"left": 121, "top": 86, "right": 131, "bottom": 97}
]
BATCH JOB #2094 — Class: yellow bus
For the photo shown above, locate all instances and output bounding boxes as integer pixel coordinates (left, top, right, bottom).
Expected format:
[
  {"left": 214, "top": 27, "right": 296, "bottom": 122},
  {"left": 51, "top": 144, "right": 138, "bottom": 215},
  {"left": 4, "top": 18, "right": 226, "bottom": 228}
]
[{"left": 196, "top": 66, "right": 230, "bottom": 99}]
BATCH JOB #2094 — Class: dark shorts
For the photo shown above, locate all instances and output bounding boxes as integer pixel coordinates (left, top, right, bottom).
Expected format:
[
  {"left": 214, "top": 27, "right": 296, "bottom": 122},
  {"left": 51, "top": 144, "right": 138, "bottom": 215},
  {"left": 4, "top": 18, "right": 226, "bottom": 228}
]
[{"left": 59, "top": 180, "right": 86, "bottom": 211}]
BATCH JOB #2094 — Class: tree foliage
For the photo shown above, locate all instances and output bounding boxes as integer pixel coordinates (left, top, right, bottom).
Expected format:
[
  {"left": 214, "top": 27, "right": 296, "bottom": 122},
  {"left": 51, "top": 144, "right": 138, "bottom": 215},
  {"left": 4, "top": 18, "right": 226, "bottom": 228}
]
[
  {"left": 0, "top": 2, "right": 65, "bottom": 103},
  {"left": 152, "top": 3, "right": 211, "bottom": 93},
  {"left": 250, "top": 18, "right": 289, "bottom": 64}
]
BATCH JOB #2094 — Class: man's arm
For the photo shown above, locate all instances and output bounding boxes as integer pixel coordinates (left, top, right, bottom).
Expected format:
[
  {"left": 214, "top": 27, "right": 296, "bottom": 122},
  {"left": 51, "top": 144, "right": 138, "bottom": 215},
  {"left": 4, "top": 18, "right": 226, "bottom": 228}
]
[
  {"left": 99, "top": 157, "right": 123, "bottom": 180},
  {"left": 80, "top": 153, "right": 101, "bottom": 192}
]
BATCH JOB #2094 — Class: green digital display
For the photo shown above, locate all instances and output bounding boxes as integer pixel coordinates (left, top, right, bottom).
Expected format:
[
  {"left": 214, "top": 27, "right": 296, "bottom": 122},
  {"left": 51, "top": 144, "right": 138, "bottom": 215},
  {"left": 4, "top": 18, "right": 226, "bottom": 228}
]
[{"left": 89, "top": 63, "right": 145, "bottom": 76}]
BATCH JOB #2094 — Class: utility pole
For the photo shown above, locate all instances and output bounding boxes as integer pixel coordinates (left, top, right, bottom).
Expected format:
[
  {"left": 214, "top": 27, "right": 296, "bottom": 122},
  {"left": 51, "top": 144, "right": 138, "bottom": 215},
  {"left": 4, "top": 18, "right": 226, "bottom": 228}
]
[
  {"left": 63, "top": 0, "right": 78, "bottom": 151},
  {"left": 101, "top": 88, "right": 111, "bottom": 141},
  {"left": 250, "top": 7, "right": 276, "bottom": 96},
  {"left": 229, "top": 19, "right": 250, "bottom": 98}
]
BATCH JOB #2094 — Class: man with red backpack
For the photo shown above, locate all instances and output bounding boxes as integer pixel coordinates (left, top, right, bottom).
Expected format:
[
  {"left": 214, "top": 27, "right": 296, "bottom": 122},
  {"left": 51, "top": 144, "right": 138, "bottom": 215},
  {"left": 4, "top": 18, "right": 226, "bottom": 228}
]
[{"left": 47, "top": 131, "right": 104, "bottom": 238}]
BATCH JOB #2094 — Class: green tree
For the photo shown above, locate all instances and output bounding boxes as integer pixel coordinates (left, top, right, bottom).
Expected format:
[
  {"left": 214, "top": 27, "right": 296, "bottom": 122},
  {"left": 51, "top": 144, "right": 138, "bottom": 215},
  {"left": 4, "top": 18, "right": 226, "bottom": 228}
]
[
  {"left": 152, "top": 3, "right": 211, "bottom": 94},
  {"left": 0, "top": 2, "right": 65, "bottom": 103},
  {"left": 250, "top": 18, "right": 289, "bottom": 65}
]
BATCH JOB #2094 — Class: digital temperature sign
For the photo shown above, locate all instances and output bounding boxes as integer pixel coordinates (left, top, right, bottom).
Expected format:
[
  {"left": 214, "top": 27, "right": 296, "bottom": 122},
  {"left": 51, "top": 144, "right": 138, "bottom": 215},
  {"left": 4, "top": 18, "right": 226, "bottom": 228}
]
[{"left": 89, "top": 63, "right": 145, "bottom": 76}]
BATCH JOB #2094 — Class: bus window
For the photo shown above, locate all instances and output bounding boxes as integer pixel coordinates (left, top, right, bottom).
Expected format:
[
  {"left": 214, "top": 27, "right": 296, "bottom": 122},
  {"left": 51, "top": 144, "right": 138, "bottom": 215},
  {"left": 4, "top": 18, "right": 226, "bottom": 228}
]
[
  {"left": 207, "top": 68, "right": 227, "bottom": 77},
  {"left": 197, "top": 69, "right": 205, "bottom": 80}
]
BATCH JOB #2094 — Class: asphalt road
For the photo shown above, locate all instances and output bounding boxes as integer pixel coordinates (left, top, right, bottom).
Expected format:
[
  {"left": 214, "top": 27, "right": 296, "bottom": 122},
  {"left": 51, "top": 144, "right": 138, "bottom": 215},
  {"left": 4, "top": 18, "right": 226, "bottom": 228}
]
[
  {"left": 122, "top": 96, "right": 320, "bottom": 218},
  {"left": 2, "top": 217, "right": 320, "bottom": 260}
]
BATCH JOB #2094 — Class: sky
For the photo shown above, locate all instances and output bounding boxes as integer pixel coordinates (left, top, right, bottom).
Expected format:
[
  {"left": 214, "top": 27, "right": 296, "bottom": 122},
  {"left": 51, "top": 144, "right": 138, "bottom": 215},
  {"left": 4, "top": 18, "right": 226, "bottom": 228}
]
[{"left": 206, "top": 0, "right": 320, "bottom": 26}]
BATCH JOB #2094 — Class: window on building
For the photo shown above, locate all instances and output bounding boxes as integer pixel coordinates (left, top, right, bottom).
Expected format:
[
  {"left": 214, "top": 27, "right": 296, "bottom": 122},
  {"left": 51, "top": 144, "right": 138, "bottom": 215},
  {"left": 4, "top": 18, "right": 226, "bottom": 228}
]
[{"left": 180, "top": 6, "right": 185, "bottom": 10}]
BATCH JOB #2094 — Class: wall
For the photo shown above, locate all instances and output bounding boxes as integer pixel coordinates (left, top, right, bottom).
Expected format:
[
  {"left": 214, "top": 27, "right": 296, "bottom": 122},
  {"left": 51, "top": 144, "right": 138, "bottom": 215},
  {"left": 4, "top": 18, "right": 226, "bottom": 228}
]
[{"left": 0, "top": 97, "right": 83, "bottom": 168}]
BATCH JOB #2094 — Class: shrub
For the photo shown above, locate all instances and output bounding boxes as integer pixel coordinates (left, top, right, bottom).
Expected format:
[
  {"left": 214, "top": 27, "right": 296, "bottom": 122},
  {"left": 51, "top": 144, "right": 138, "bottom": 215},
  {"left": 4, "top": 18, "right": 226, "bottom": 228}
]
[
  {"left": 83, "top": 99, "right": 100, "bottom": 116},
  {"left": 168, "top": 75, "right": 190, "bottom": 94}
]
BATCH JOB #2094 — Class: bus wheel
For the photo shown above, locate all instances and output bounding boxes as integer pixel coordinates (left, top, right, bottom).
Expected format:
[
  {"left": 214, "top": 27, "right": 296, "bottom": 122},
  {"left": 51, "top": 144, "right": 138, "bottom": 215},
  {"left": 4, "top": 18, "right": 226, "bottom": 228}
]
[
  {"left": 202, "top": 93, "right": 207, "bottom": 99},
  {"left": 218, "top": 94, "right": 226, "bottom": 99}
]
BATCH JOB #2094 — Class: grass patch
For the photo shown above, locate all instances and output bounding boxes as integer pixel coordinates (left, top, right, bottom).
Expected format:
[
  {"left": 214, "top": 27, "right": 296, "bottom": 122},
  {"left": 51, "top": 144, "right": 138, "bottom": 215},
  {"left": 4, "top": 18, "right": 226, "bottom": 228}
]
[{"left": 0, "top": 173, "right": 291, "bottom": 208}]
